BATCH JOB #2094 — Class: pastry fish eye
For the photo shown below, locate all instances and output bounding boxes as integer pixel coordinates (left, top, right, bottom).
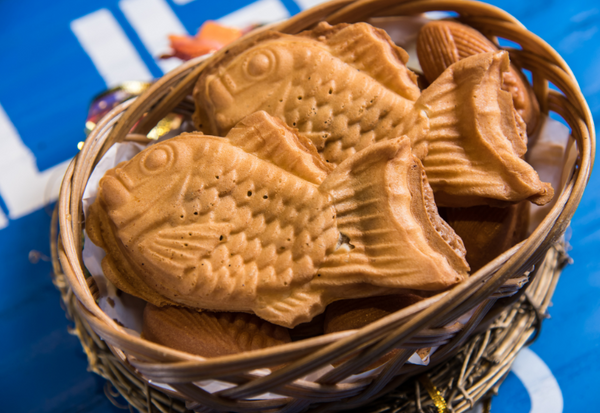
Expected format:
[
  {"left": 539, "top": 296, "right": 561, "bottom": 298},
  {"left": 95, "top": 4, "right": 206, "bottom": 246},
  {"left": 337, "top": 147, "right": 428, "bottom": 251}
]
[
  {"left": 140, "top": 144, "right": 174, "bottom": 175},
  {"left": 243, "top": 49, "right": 276, "bottom": 80}
]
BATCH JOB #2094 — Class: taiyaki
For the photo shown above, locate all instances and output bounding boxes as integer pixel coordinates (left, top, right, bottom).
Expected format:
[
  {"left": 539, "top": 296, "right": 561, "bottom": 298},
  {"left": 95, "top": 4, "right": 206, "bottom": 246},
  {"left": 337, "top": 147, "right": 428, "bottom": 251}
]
[
  {"left": 193, "top": 22, "right": 552, "bottom": 207},
  {"left": 417, "top": 20, "right": 540, "bottom": 135},
  {"left": 142, "top": 304, "right": 290, "bottom": 357},
  {"left": 323, "top": 294, "right": 425, "bottom": 334},
  {"left": 87, "top": 111, "right": 469, "bottom": 327},
  {"left": 194, "top": 22, "right": 422, "bottom": 167},
  {"left": 441, "top": 202, "right": 530, "bottom": 272},
  {"left": 323, "top": 294, "right": 427, "bottom": 371},
  {"left": 414, "top": 51, "right": 553, "bottom": 207}
]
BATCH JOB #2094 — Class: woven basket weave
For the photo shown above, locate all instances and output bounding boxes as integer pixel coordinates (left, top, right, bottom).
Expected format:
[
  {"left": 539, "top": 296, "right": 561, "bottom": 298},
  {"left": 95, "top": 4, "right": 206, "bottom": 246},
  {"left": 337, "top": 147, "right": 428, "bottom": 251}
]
[{"left": 54, "top": 1, "right": 594, "bottom": 412}]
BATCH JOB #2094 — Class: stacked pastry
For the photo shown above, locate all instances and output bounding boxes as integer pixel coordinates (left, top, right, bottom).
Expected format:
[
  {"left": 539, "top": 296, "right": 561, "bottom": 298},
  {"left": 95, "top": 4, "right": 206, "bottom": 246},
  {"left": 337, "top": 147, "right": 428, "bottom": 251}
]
[{"left": 85, "top": 20, "right": 551, "bottom": 360}]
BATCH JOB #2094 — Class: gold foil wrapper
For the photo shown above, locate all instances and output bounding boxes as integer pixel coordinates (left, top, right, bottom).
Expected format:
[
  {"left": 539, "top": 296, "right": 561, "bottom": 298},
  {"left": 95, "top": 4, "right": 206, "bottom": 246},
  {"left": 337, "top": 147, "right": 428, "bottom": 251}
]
[
  {"left": 418, "top": 375, "right": 448, "bottom": 413},
  {"left": 147, "top": 114, "right": 183, "bottom": 140}
]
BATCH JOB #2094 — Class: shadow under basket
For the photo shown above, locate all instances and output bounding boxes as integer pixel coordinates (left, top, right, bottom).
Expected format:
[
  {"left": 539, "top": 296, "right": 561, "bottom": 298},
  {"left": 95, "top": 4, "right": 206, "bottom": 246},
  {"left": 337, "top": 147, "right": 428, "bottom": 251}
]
[{"left": 52, "top": 1, "right": 595, "bottom": 412}]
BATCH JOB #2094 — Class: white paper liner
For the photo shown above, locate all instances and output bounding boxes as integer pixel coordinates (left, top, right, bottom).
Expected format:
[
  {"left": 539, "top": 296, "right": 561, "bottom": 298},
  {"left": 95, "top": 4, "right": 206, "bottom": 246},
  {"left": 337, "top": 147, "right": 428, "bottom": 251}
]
[
  {"left": 82, "top": 142, "right": 147, "bottom": 334},
  {"left": 527, "top": 115, "right": 575, "bottom": 233}
]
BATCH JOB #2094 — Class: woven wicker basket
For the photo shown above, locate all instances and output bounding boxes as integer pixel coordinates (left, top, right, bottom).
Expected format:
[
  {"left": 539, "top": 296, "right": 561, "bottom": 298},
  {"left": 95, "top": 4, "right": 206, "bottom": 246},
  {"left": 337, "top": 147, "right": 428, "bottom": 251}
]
[{"left": 54, "top": 1, "right": 595, "bottom": 412}]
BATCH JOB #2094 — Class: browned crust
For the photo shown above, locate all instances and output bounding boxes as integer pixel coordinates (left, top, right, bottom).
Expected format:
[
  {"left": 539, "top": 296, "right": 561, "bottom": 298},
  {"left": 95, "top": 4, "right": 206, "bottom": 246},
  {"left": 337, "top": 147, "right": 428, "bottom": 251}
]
[
  {"left": 528, "top": 182, "right": 555, "bottom": 205},
  {"left": 142, "top": 304, "right": 291, "bottom": 358},
  {"left": 272, "top": 116, "right": 334, "bottom": 175},
  {"left": 408, "top": 157, "right": 470, "bottom": 275},
  {"left": 289, "top": 312, "right": 325, "bottom": 341},
  {"left": 86, "top": 198, "right": 178, "bottom": 307},
  {"left": 416, "top": 51, "right": 552, "bottom": 207},
  {"left": 86, "top": 201, "right": 105, "bottom": 249},
  {"left": 417, "top": 20, "right": 540, "bottom": 135},
  {"left": 233, "top": 112, "right": 334, "bottom": 176},
  {"left": 323, "top": 294, "right": 426, "bottom": 371},
  {"left": 298, "top": 21, "right": 419, "bottom": 101},
  {"left": 443, "top": 202, "right": 530, "bottom": 272},
  {"left": 324, "top": 294, "right": 425, "bottom": 333},
  {"left": 298, "top": 21, "right": 411, "bottom": 69}
]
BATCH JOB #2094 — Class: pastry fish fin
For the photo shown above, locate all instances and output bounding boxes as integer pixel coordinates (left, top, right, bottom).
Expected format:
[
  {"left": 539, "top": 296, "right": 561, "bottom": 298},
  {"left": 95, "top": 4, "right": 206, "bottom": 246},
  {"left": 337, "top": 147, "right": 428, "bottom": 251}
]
[
  {"left": 139, "top": 222, "right": 231, "bottom": 276},
  {"left": 86, "top": 201, "right": 106, "bottom": 249},
  {"left": 301, "top": 22, "right": 420, "bottom": 101},
  {"left": 317, "top": 138, "right": 469, "bottom": 292},
  {"left": 225, "top": 111, "right": 333, "bottom": 184},
  {"left": 86, "top": 199, "right": 178, "bottom": 307},
  {"left": 253, "top": 285, "right": 326, "bottom": 328},
  {"left": 413, "top": 51, "right": 553, "bottom": 207}
]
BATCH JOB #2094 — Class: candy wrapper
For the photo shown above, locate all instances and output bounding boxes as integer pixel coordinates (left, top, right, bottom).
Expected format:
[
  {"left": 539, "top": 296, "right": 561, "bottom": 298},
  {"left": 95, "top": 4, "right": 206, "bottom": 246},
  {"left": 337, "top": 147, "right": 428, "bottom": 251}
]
[
  {"left": 160, "top": 20, "right": 256, "bottom": 61},
  {"left": 85, "top": 81, "right": 152, "bottom": 136}
]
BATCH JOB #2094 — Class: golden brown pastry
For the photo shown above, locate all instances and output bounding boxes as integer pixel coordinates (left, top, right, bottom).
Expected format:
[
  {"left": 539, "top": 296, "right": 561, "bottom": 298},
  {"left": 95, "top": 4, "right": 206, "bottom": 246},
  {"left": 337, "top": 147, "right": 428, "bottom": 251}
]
[
  {"left": 315, "top": 136, "right": 469, "bottom": 288},
  {"left": 193, "top": 21, "right": 424, "bottom": 168},
  {"left": 442, "top": 202, "right": 530, "bottom": 272},
  {"left": 417, "top": 20, "right": 540, "bottom": 134},
  {"left": 413, "top": 51, "right": 553, "bottom": 207},
  {"left": 142, "top": 304, "right": 290, "bottom": 357},
  {"left": 87, "top": 111, "right": 468, "bottom": 327},
  {"left": 324, "top": 294, "right": 424, "bottom": 333},
  {"left": 193, "top": 22, "right": 551, "bottom": 207},
  {"left": 324, "top": 294, "right": 425, "bottom": 370}
]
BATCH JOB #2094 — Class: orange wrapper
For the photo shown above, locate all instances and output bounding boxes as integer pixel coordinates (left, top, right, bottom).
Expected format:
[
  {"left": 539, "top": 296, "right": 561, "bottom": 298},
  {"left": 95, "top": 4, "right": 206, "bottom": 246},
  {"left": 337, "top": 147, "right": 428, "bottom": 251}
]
[{"left": 163, "top": 21, "right": 243, "bottom": 61}]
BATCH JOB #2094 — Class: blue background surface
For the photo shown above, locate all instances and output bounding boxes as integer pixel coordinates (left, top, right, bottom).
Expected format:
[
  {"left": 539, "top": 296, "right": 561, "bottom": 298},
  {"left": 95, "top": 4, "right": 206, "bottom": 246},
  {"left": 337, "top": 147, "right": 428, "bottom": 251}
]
[{"left": 0, "top": 0, "right": 598, "bottom": 411}]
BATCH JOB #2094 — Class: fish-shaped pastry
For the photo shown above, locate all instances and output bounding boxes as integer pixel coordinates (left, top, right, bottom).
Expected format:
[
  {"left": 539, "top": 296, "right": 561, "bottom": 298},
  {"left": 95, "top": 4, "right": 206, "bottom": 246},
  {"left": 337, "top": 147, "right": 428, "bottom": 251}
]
[
  {"left": 324, "top": 294, "right": 427, "bottom": 371},
  {"left": 416, "top": 20, "right": 540, "bottom": 135},
  {"left": 87, "top": 111, "right": 469, "bottom": 327},
  {"left": 414, "top": 51, "right": 553, "bottom": 207},
  {"left": 142, "top": 304, "right": 291, "bottom": 358},
  {"left": 194, "top": 22, "right": 423, "bottom": 168},
  {"left": 441, "top": 202, "right": 530, "bottom": 273},
  {"left": 193, "top": 22, "right": 553, "bottom": 207}
]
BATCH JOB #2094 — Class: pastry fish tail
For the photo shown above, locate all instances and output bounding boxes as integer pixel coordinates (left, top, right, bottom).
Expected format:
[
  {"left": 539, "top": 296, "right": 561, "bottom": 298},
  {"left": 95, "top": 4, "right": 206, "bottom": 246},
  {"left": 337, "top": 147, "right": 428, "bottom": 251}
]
[
  {"left": 411, "top": 51, "right": 553, "bottom": 207},
  {"left": 254, "top": 285, "right": 327, "bottom": 328},
  {"left": 315, "top": 138, "right": 470, "bottom": 297}
]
